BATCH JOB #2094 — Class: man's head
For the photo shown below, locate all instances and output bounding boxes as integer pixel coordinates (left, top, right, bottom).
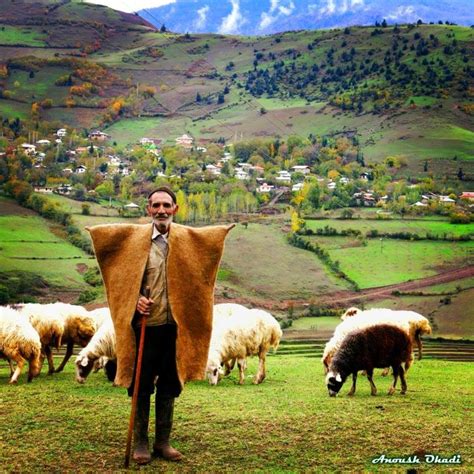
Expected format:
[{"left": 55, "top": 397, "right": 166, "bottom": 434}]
[{"left": 147, "top": 187, "right": 179, "bottom": 234}]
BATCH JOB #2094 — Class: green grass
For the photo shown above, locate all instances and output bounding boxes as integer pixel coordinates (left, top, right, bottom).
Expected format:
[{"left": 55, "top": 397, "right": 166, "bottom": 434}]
[
  {"left": 305, "top": 218, "right": 474, "bottom": 238},
  {"left": 290, "top": 316, "right": 339, "bottom": 331},
  {"left": 306, "top": 236, "right": 474, "bottom": 289},
  {"left": 0, "top": 215, "right": 92, "bottom": 288},
  {"left": 0, "top": 356, "right": 472, "bottom": 472},
  {"left": 0, "top": 25, "right": 47, "bottom": 46},
  {"left": 220, "top": 223, "right": 350, "bottom": 300}
]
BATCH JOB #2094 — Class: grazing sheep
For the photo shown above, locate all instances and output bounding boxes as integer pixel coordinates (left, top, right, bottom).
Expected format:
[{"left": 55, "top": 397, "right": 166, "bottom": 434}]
[
  {"left": 207, "top": 305, "right": 282, "bottom": 385},
  {"left": 326, "top": 325, "right": 413, "bottom": 397},
  {"left": 49, "top": 303, "right": 96, "bottom": 373},
  {"left": 75, "top": 315, "right": 116, "bottom": 384},
  {"left": 322, "top": 308, "right": 431, "bottom": 373},
  {"left": 0, "top": 307, "right": 41, "bottom": 384},
  {"left": 18, "top": 303, "right": 65, "bottom": 375}
]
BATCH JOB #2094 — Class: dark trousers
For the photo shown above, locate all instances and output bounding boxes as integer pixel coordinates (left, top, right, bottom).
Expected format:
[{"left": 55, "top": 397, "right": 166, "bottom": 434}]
[{"left": 128, "top": 324, "right": 182, "bottom": 398}]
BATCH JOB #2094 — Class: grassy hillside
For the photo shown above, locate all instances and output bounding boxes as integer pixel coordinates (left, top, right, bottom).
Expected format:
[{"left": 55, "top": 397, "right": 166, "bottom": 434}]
[
  {"left": 0, "top": 1, "right": 472, "bottom": 175},
  {"left": 1, "top": 356, "right": 472, "bottom": 472}
]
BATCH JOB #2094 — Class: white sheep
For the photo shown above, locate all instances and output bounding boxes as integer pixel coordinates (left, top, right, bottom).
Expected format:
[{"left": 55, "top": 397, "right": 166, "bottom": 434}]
[
  {"left": 0, "top": 306, "right": 41, "bottom": 384},
  {"left": 322, "top": 307, "right": 432, "bottom": 373},
  {"left": 207, "top": 304, "right": 282, "bottom": 385},
  {"left": 18, "top": 303, "right": 65, "bottom": 375},
  {"left": 75, "top": 315, "right": 116, "bottom": 384},
  {"left": 88, "top": 307, "right": 111, "bottom": 329}
]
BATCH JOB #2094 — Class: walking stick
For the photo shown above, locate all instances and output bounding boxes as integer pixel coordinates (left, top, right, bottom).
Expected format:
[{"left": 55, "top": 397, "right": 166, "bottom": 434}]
[{"left": 124, "top": 286, "right": 150, "bottom": 468}]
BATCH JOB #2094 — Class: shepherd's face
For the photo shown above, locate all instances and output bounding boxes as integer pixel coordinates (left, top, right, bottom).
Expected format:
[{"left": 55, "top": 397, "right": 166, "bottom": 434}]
[{"left": 147, "top": 191, "right": 179, "bottom": 234}]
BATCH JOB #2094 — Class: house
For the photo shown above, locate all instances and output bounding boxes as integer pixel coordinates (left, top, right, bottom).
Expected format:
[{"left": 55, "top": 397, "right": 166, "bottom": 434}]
[
  {"left": 196, "top": 146, "right": 207, "bottom": 153},
  {"left": 75, "top": 165, "right": 87, "bottom": 174},
  {"left": 34, "top": 186, "right": 54, "bottom": 194},
  {"left": 257, "top": 183, "right": 275, "bottom": 193},
  {"left": 439, "top": 195, "right": 455, "bottom": 204},
  {"left": 36, "top": 139, "right": 51, "bottom": 146},
  {"left": 21, "top": 143, "right": 36, "bottom": 155},
  {"left": 360, "top": 172, "right": 370, "bottom": 180},
  {"left": 56, "top": 128, "right": 67, "bottom": 137},
  {"left": 62, "top": 168, "right": 73, "bottom": 175},
  {"left": 413, "top": 201, "right": 428, "bottom": 207},
  {"left": 276, "top": 170, "right": 292, "bottom": 182},
  {"left": 88, "top": 130, "right": 110, "bottom": 141},
  {"left": 107, "top": 155, "right": 122, "bottom": 167},
  {"left": 235, "top": 169, "right": 249, "bottom": 180},
  {"left": 352, "top": 192, "right": 376, "bottom": 207},
  {"left": 292, "top": 182, "right": 305, "bottom": 192},
  {"left": 291, "top": 165, "right": 310, "bottom": 175},
  {"left": 460, "top": 192, "right": 474, "bottom": 201},
  {"left": 339, "top": 177, "right": 350, "bottom": 185},
  {"left": 57, "top": 184, "right": 72, "bottom": 195},
  {"left": 327, "top": 181, "right": 336, "bottom": 190},
  {"left": 205, "top": 164, "right": 221, "bottom": 176},
  {"left": 175, "top": 134, "right": 194, "bottom": 148}
]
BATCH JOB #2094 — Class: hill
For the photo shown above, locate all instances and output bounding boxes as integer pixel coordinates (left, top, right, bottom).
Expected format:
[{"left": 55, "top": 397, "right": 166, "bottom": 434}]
[{"left": 0, "top": 1, "right": 472, "bottom": 175}]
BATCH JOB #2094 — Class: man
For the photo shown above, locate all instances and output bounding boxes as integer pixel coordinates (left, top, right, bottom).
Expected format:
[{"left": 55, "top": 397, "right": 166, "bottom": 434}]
[{"left": 88, "top": 186, "right": 233, "bottom": 465}]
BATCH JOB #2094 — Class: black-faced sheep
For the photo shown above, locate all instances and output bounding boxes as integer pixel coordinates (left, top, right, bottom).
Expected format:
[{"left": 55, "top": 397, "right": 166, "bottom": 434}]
[
  {"left": 207, "top": 304, "right": 282, "bottom": 385},
  {"left": 322, "top": 308, "right": 431, "bottom": 373},
  {"left": 326, "top": 325, "right": 413, "bottom": 397},
  {"left": 75, "top": 315, "right": 116, "bottom": 384},
  {"left": 0, "top": 307, "right": 41, "bottom": 384}
]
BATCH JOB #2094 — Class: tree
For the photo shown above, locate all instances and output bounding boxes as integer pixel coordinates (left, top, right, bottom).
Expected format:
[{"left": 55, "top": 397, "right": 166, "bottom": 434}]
[
  {"left": 458, "top": 167, "right": 464, "bottom": 180},
  {"left": 196, "top": 92, "right": 201, "bottom": 102},
  {"left": 424, "top": 160, "right": 428, "bottom": 172},
  {"left": 160, "top": 24, "right": 167, "bottom": 32},
  {"left": 217, "top": 93, "right": 225, "bottom": 104}
]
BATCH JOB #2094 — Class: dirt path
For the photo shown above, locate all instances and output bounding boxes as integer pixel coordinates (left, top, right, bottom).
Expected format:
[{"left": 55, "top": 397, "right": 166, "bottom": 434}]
[{"left": 219, "top": 265, "right": 474, "bottom": 310}]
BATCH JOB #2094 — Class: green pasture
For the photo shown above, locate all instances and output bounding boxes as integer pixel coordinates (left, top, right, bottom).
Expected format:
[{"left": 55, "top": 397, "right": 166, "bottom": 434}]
[
  {"left": 7, "top": 67, "right": 71, "bottom": 104},
  {"left": 304, "top": 236, "right": 474, "bottom": 289},
  {"left": 220, "top": 223, "right": 350, "bottom": 301},
  {"left": 0, "top": 25, "right": 46, "bottom": 46},
  {"left": 0, "top": 99, "right": 29, "bottom": 120},
  {"left": 305, "top": 218, "right": 474, "bottom": 239},
  {"left": 0, "top": 215, "right": 92, "bottom": 288},
  {"left": 0, "top": 356, "right": 472, "bottom": 472},
  {"left": 290, "top": 316, "right": 339, "bottom": 332}
]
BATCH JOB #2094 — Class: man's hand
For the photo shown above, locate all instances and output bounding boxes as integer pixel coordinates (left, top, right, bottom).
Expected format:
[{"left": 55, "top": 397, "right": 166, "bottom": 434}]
[{"left": 137, "top": 295, "right": 154, "bottom": 316}]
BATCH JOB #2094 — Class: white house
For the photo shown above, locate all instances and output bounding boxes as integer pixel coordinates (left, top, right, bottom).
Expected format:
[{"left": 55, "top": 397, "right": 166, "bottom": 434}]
[
  {"left": 292, "top": 182, "right": 305, "bottom": 192},
  {"left": 75, "top": 165, "right": 87, "bottom": 174},
  {"left": 21, "top": 143, "right": 36, "bottom": 155},
  {"left": 205, "top": 164, "right": 221, "bottom": 176},
  {"left": 89, "top": 130, "right": 110, "bottom": 141},
  {"left": 257, "top": 183, "right": 275, "bottom": 193},
  {"left": 439, "top": 196, "right": 455, "bottom": 204},
  {"left": 327, "top": 181, "right": 336, "bottom": 190},
  {"left": 235, "top": 169, "right": 249, "bottom": 180},
  {"left": 175, "top": 134, "right": 193, "bottom": 148},
  {"left": 56, "top": 128, "right": 67, "bottom": 137},
  {"left": 36, "top": 139, "right": 51, "bottom": 146},
  {"left": 339, "top": 177, "right": 350, "bottom": 185},
  {"left": 276, "top": 170, "right": 292, "bottom": 182},
  {"left": 291, "top": 165, "right": 310, "bottom": 175}
]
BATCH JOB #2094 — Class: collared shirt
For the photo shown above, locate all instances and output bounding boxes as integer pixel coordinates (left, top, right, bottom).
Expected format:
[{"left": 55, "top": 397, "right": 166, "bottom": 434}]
[{"left": 151, "top": 224, "right": 168, "bottom": 243}]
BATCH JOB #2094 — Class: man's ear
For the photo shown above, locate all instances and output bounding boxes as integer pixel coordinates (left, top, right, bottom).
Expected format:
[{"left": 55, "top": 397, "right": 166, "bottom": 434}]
[{"left": 172, "top": 204, "right": 179, "bottom": 215}]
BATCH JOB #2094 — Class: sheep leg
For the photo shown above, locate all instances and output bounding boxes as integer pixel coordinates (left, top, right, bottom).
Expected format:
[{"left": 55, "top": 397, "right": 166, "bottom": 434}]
[
  {"left": 415, "top": 332, "right": 423, "bottom": 360},
  {"left": 399, "top": 366, "right": 407, "bottom": 395},
  {"left": 254, "top": 352, "right": 267, "bottom": 384},
  {"left": 9, "top": 357, "right": 25, "bottom": 384},
  {"left": 44, "top": 345, "right": 55, "bottom": 375},
  {"left": 237, "top": 359, "right": 246, "bottom": 385},
  {"left": 388, "top": 365, "right": 399, "bottom": 395},
  {"left": 7, "top": 359, "right": 14, "bottom": 377},
  {"left": 224, "top": 358, "right": 236, "bottom": 376},
  {"left": 367, "top": 369, "right": 377, "bottom": 396},
  {"left": 348, "top": 372, "right": 357, "bottom": 396},
  {"left": 55, "top": 342, "right": 73, "bottom": 373}
]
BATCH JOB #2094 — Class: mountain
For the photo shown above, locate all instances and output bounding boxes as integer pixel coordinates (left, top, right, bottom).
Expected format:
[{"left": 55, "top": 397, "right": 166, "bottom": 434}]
[{"left": 138, "top": 0, "right": 474, "bottom": 35}]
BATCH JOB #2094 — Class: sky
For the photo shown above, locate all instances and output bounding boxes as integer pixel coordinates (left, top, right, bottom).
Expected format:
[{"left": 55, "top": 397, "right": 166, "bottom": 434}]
[{"left": 86, "top": 0, "right": 176, "bottom": 12}]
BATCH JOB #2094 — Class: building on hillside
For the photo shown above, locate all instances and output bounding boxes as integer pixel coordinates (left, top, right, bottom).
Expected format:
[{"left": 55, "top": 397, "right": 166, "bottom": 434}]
[
  {"left": 291, "top": 165, "right": 310, "bottom": 175},
  {"left": 21, "top": 143, "right": 36, "bottom": 155},
  {"left": 89, "top": 130, "right": 110, "bottom": 141},
  {"left": 235, "top": 169, "right": 249, "bottom": 180},
  {"left": 413, "top": 201, "right": 428, "bottom": 207},
  {"left": 34, "top": 186, "right": 54, "bottom": 194},
  {"left": 460, "top": 192, "right": 474, "bottom": 201},
  {"left": 36, "top": 139, "right": 51, "bottom": 146},
  {"left": 292, "top": 182, "right": 305, "bottom": 192},
  {"left": 276, "top": 170, "right": 292, "bottom": 182},
  {"left": 205, "top": 164, "right": 221, "bottom": 176},
  {"left": 439, "top": 195, "right": 456, "bottom": 204},
  {"left": 257, "top": 183, "right": 275, "bottom": 193},
  {"left": 327, "top": 181, "right": 336, "bottom": 190},
  {"left": 175, "top": 134, "right": 194, "bottom": 148},
  {"left": 56, "top": 128, "right": 67, "bottom": 137},
  {"left": 62, "top": 168, "right": 73, "bottom": 176},
  {"left": 75, "top": 165, "right": 87, "bottom": 174}
]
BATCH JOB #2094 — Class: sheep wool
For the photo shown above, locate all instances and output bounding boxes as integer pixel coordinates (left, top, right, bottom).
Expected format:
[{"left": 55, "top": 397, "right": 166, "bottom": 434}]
[{"left": 88, "top": 222, "right": 234, "bottom": 388}]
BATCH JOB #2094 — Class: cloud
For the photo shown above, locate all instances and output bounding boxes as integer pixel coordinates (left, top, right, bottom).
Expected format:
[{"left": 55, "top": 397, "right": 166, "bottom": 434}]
[
  {"left": 218, "top": 0, "right": 247, "bottom": 34},
  {"left": 259, "top": 0, "right": 295, "bottom": 30},
  {"left": 387, "top": 5, "right": 417, "bottom": 22},
  {"left": 319, "top": 0, "right": 336, "bottom": 16},
  {"left": 85, "top": 0, "right": 176, "bottom": 13},
  {"left": 194, "top": 5, "right": 209, "bottom": 30}
]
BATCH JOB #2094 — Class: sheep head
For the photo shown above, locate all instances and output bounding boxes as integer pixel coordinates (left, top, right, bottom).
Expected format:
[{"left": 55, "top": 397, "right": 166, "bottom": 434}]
[{"left": 326, "top": 370, "right": 345, "bottom": 397}]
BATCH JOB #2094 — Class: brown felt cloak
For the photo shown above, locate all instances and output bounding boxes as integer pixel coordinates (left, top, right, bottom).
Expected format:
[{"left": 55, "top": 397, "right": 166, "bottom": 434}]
[{"left": 87, "top": 222, "right": 234, "bottom": 388}]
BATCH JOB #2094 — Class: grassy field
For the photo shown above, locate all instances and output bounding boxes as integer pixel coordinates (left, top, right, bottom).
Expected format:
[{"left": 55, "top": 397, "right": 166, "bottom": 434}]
[
  {"left": 305, "top": 218, "right": 474, "bottom": 239},
  {"left": 304, "top": 235, "right": 474, "bottom": 288},
  {"left": 0, "top": 214, "right": 93, "bottom": 288},
  {"left": 0, "top": 355, "right": 472, "bottom": 472},
  {"left": 219, "top": 223, "right": 350, "bottom": 300}
]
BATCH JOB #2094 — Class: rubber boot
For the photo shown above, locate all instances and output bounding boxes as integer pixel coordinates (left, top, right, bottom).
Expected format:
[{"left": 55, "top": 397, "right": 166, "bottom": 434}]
[
  {"left": 132, "top": 395, "right": 152, "bottom": 465},
  {"left": 153, "top": 396, "right": 183, "bottom": 461}
]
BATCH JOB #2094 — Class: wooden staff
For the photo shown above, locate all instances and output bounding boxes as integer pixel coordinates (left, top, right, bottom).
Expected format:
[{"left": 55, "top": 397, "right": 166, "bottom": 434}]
[{"left": 124, "top": 286, "right": 150, "bottom": 468}]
